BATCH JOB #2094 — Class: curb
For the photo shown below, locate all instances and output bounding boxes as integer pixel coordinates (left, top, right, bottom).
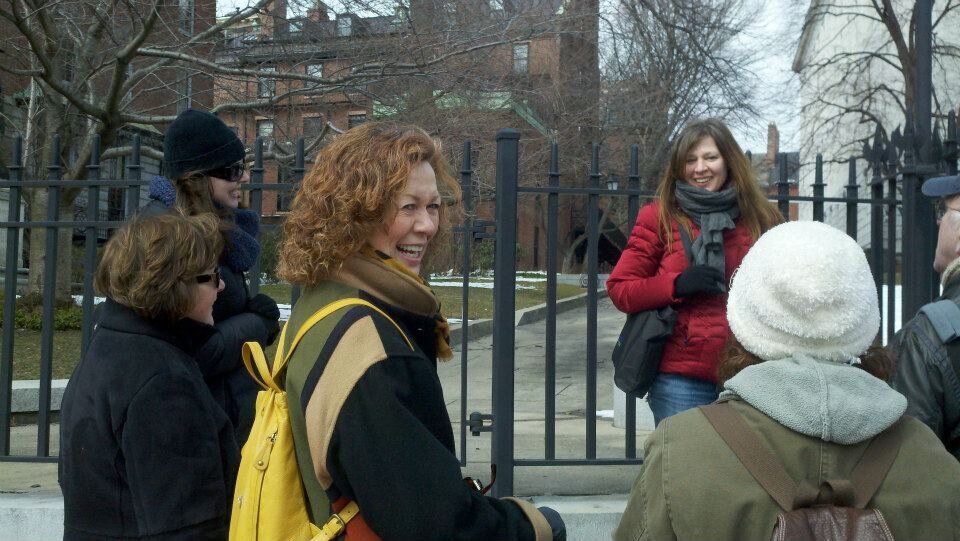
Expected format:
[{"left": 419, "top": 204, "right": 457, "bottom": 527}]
[
  {"left": 448, "top": 288, "right": 607, "bottom": 345},
  {"left": 0, "top": 492, "right": 630, "bottom": 541},
  {"left": 9, "top": 290, "right": 607, "bottom": 416}
]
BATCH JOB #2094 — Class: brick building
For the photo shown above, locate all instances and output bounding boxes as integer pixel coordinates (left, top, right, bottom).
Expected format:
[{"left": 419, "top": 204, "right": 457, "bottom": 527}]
[{"left": 213, "top": 0, "right": 600, "bottom": 270}]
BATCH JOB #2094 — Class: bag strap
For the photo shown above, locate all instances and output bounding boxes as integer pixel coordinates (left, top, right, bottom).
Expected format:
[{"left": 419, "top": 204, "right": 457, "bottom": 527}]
[
  {"left": 313, "top": 500, "right": 360, "bottom": 541},
  {"left": 847, "top": 417, "right": 904, "bottom": 509},
  {"left": 678, "top": 223, "right": 694, "bottom": 264},
  {"left": 919, "top": 299, "right": 960, "bottom": 343},
  {"left": 700, "top": 403, "right": 798, "bottom": 511},
  {"left": 242, "top": 297, "right": 414, "bottom": 392},
  {"left": 702, "top": 403, "right": 906, "bottom": 511}
]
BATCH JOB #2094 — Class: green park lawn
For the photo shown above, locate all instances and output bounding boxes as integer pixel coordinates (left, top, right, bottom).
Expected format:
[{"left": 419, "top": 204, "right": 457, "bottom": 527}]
[{"left": 7, "top": 278, "right": 585, "bottom": 380}]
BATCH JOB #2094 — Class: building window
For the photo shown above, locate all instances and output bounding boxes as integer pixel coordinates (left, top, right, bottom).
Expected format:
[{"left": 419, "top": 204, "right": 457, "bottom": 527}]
[
  {"left": 513, "top": 43, "right": 529, "bottom": 74},
  {"left": 178, "top": 0, "right": 194, "bottom": 36},
  {"left": 306, "top": 63, "right": 323, "bottom": 89},
  {"left": 347, "top": 112, "right": 366, "bottom": 129},
  {"left": 303, "top": 116, "right": 325, "bottom": 138},
  {"left": 307, "top": 63, "right": 324, "bottom": 78},
  {"left": 337, "top": 15, "right": 352, "bottom": 37},
  {"left": 256, "top": 119, "right": 274, "bottom": 139},
  {"left": 393, "top": 6, "right": 408, "bottom": 27},
  {"left": 289, "top": 19, "right": 304, "bottom": 35},
  {"left": 258, "top": 66, "right": 276, "bottom": 98}
]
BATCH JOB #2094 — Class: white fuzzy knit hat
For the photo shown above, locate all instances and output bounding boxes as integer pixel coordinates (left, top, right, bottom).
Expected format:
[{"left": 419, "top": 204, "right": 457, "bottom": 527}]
[{"left": 726, "top": 221, "right": 879, "bottom": 362}]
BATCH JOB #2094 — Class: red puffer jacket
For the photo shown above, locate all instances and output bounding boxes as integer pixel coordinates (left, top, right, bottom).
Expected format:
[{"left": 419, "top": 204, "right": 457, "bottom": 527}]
[{"left": 606, "top": 202, "right": 755, "bottom": 383}]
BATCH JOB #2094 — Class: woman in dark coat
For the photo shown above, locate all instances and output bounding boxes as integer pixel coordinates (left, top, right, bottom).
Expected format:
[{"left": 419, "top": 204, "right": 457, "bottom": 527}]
[
  {"left": 606, "top": 118, "right": 782, "bottom": 425},
  {"left": 275, "top": 122, "right": 566, "bottom": 540},
  {"left": 142, "top": 108, "right": 280, "bottom": 445},
  {"left": 59, "top": 213, "right": 240, "bottom": 540}
]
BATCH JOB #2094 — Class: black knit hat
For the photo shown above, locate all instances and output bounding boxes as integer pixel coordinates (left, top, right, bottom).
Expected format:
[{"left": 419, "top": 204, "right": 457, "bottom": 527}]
[{"left": 163, "top": 109, "right": 245, "bottom": 179}]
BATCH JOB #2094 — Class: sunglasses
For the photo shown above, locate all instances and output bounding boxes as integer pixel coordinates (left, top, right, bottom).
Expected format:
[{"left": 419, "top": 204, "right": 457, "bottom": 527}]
[
  {"left": 204, "top": 161, "right": 246, "bottom": 182},
  {"left": 195, "top": 270, "right": 222, "bottom": 285}
]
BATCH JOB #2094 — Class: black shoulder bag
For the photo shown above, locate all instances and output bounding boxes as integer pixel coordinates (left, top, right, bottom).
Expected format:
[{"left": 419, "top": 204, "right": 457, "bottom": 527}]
[{"left": 611, "top": 225, "right": 693, "bottom": 396}]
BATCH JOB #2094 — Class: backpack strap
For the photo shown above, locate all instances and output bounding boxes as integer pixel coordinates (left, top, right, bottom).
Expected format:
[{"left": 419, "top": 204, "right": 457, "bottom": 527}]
[
  {"left": 702, "top": 403, "right": 906, "bottom": 511},
  {"left": 700, "top": 403, "right": 798, "bottom": 511},
  {"left": 847, "top": 418, "right": 905, "bottom": 509},
  {"left": 918, "top": 299, "right": 960, "bottom": 343},
  {"left": 242, "top": 298, "right": 414, "bottom": 392}
]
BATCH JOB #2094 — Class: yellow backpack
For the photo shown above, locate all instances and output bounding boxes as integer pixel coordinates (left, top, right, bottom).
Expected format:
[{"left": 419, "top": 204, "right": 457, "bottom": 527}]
[{"left": 230, "top": 298, "right": 407, "bottom": 541}]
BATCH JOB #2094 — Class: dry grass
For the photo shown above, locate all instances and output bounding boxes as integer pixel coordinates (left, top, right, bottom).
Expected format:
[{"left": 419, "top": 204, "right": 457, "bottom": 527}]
[{"left": 8, "top": 278, "right": 589, "bottom": 379}]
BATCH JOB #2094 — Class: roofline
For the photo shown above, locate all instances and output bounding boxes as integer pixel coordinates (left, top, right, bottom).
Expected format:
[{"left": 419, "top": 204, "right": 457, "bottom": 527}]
[{"left": 791, "top": 0, "right": 821, "bottom": 73}]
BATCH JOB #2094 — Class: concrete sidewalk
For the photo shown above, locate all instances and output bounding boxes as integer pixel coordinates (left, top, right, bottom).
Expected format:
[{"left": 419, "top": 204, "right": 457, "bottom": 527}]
[{"left": 0, "top": 293, "right": 646, "bottom": 540}]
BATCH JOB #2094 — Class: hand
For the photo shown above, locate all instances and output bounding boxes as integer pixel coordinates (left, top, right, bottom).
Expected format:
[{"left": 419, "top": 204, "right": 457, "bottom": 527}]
[
  {"left": 674, "top": 265, "right": 726, "bottom": 297},
  {"left": 247, "top": 293, "right": 280, "bottom": 322},
  {"left": 537, "top": 506, "right": 566, "bottom": 541},
  {"left": 247, "top": 293, "right": 280, "bottom": 343}
]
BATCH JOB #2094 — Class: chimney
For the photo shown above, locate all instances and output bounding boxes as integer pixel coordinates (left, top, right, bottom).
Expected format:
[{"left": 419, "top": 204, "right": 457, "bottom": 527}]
[
  {"left": 764, "top": 122, "right": 779, "bottom": 169},
  {"left": 309, "top": 1, "right": 329, "bottom": 22}
]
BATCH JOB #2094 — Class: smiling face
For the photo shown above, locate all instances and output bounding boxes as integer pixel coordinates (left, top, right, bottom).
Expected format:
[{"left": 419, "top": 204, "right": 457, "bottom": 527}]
[
  {"left": 209, "top": 169, "right": 249, "bottom": 209},
  {"left": 185, "top": 268, "right": 224, "bottom": 325},
  {"left": 368, "top": 161, "right": 440, "bottom": 274},
  {"left": 682, "top": 136, "right": 728, "bottom": 192}
]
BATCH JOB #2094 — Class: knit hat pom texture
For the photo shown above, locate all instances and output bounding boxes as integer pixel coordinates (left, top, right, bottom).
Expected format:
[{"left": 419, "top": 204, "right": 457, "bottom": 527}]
[{"left": 726, "top": 221, "right": 879, "bottom": 362}]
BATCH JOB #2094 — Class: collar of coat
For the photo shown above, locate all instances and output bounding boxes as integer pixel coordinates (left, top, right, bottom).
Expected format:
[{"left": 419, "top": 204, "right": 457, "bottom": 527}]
[
  {"left": 331, "top": 248, "right": 452, "bottom": 360},
  {"left": 721, "top": 353, "right": 906, "bottom": 444},
  {"left": 97, "top": 298, "right": 217, "bottom": 356},
  {"left": 942, "top": 256, "right": 960, "bottom": 291}
]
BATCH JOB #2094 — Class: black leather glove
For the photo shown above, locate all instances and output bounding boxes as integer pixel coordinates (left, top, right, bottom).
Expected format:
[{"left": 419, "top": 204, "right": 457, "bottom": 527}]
[
  {"left": 674, "top": 265, "right": 726, "bottom": 297},
  {"left": 247, "top": 293, "right": 280, "bottom": 342},
  {"left": 538, "top": 506, "right": 566, "bottom": 541}
]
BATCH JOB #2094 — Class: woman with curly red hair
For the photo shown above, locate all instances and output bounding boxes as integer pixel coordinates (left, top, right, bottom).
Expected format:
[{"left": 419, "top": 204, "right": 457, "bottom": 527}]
[{"left": 277, "top": 122, "right": 565, "bottom": 541}]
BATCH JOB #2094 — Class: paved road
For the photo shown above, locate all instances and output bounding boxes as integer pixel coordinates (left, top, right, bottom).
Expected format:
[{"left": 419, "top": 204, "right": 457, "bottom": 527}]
[{"left": 440, "top": 297, "right": 653, "bottom": 496}]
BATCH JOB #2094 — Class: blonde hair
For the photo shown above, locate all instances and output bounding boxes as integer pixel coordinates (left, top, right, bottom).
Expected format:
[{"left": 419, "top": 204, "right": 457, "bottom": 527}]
[
  {"left": 95, "top": 213, "right": 223, "bottom": 320},
  {"left": 656, "top": 118, "right": 782, "bottom": 245},
  {"left": 278, "top": 122, "right": 461, "bottom": 286}
]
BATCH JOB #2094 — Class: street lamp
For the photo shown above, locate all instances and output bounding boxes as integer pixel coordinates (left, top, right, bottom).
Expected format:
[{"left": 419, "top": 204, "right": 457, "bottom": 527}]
[{"left": 606, "top": 173, "right": 619, "bottom": 191}]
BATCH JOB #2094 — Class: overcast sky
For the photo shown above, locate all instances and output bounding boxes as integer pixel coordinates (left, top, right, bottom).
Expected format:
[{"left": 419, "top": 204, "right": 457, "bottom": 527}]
[{"left": 216, "top": 0, "right": 805, "bottom": 152}]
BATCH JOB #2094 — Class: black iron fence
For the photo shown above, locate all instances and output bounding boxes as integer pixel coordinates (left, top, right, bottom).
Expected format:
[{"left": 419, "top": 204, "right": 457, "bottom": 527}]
[
  {"left": 0, "top": 135, "right": 304, "bottom": 462},
  {"left": 482, "top": 114, "right": 957, "bottom": 495},
  {"left": 0, "top": 117, "right": 957, "bottom": 485}
]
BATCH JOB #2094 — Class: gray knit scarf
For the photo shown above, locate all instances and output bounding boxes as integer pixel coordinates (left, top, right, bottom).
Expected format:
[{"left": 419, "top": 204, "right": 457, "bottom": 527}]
[{"left": 674, "top": 182, "right": 740, "bottom": 273}]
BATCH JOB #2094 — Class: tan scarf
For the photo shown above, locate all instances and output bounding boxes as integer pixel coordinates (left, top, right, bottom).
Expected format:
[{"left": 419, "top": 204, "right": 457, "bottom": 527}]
[{"left": 334, "top": 246, "right": 453, "bottom": 361}]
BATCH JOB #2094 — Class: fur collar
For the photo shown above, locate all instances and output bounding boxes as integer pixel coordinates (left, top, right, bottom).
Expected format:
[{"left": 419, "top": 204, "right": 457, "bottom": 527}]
[{"left": 942, "top": 256, "right": 960, "bottom": 288}]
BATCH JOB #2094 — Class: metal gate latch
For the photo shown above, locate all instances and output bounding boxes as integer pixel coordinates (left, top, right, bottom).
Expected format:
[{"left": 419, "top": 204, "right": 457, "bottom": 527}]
[{"left": 467, "top": 412, "right": 494, "bottom": 436}]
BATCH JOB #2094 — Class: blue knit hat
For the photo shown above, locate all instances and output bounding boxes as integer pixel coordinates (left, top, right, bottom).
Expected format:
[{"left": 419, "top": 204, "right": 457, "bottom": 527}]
[{"left": 163, "top": 109, "right": 245, "bottom": 179}]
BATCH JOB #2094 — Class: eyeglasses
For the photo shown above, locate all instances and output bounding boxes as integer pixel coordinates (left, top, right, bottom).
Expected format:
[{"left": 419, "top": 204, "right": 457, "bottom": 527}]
[
  {"left": 195, "top": 270, "right": 221, "bottom": 285},
  {"left": 204, "top": 161, "right": 246, "bottom": 182},
  {"left": 934, "top": 199, "right": 960, "bottom": 221}
]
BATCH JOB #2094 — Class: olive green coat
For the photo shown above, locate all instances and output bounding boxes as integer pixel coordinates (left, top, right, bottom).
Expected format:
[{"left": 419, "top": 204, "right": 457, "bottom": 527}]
[{"left": 614, "top": 397, "right": 960, "bottom": 541}]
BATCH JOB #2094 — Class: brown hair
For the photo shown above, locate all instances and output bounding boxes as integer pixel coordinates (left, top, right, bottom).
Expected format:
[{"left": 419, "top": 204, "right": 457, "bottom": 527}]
[
  {"left": 172, "top": 172, "right": 237, "bottom": 220},
  {"left": 95, "top": 213, "right": 223, "bottom": 320},
  {"left": 716, "top": 337, "right": 895, "bottom": 388},
  {"left": 656, "top": 118, "right": 782, "bottom": 246},
  {"left": 277, "top": 121, "right": 461, "bottom": 286}
]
